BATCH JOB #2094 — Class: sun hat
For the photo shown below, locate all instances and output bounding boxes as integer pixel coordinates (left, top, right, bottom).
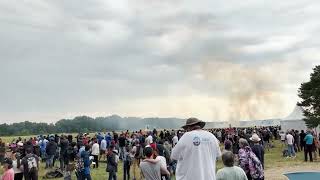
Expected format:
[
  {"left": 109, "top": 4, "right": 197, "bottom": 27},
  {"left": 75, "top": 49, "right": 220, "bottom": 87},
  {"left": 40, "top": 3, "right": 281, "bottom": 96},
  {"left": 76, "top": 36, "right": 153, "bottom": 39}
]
[
  {"left": 182, "top": 117, "right": 206, "bottom": 129},
  {"left": 249, "top": 133, "right": 261, "bottom": 142}
]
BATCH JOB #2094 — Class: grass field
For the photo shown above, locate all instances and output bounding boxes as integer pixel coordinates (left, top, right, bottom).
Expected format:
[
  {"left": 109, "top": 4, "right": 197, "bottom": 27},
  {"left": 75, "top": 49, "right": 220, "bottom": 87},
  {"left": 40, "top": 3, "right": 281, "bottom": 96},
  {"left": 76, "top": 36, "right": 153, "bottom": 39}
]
[{"left": 1, "top": 137, "right": 320, "bottom": 180}]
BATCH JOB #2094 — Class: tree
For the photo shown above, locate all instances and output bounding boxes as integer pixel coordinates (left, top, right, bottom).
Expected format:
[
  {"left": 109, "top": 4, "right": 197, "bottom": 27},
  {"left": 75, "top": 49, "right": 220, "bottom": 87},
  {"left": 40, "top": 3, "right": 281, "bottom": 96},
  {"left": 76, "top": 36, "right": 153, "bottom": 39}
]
[{"left": 298, "top": 65, "right": 320, "bottom": 128}]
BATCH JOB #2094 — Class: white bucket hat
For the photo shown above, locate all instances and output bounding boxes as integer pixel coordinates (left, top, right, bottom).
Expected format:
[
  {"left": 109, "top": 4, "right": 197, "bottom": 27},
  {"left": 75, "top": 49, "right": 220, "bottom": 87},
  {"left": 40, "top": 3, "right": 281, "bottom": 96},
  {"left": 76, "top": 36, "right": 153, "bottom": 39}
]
[{"left": 250, "top": 133, "right": 261, "bottom": 142}]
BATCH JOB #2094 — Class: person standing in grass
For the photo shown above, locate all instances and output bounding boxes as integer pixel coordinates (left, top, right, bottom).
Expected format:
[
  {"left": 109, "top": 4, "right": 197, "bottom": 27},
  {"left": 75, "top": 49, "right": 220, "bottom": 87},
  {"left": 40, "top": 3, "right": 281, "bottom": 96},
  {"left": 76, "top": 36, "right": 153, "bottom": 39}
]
[
  {"left": 99, "top": 137, "right": 107, "bottom": 161},
  {"left": 250, "top": 134, "right": 264, "bottom": 169},
  {"left": 45, "top": 137, "right": 57, "bottom": 169},
  {"left": 299, "top": 130, "right": 306, "bottom": 151},
  {"left": 106, "top": 146, "right": 118, "bottom": 180},
  {"left": 59, "top": 135, "right": 69, "bottom": 171},
  {"left": 80, "top": 145, "right": 92, "bottom": 180},
  {"left": 171, "top": 118, "right": 221, "bottom": 180},
  {"left": 21, "top": 148, "right": 39, "bottom": 180},
  {"left": 304, "top": 130, "right": 314, "bottom": 162},
  {"left": 285, "top": 131, "right": 296, "bottom": 158},
  {"left": 238, "top": 138, "right": 264, "bottom": 180},
  {"left": 140, "top": 147, "right": 170, "bottom": 180},
  {"left": 11, "top": 151, "right": 23, "bottom": 180},
  {"left": 123, "top": 146, "right": 132, "bottom": 180},
  {"left": 91, "top": 140, "right": 99, "bottom": 169}
]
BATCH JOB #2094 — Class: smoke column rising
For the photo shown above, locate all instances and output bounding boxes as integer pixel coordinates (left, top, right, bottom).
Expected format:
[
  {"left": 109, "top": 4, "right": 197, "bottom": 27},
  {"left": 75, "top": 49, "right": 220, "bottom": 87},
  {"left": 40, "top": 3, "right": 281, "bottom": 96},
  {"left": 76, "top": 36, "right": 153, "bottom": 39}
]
[{"left": 199, "top": 60, "right": 287, "bottom": 125}]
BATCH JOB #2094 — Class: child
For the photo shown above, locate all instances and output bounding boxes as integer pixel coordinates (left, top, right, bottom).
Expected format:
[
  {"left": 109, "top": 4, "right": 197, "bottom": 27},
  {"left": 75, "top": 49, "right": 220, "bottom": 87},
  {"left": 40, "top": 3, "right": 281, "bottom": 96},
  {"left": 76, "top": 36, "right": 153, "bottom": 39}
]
[{"left": 1, "top": 158, "right": 14, "bottom": 180}]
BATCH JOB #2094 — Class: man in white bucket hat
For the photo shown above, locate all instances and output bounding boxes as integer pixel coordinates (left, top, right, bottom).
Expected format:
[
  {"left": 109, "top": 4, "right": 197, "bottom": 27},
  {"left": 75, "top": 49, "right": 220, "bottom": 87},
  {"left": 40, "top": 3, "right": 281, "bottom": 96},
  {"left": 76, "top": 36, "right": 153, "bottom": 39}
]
[{"left": 250, "top": 133, "right": 265, "bottom": 168}]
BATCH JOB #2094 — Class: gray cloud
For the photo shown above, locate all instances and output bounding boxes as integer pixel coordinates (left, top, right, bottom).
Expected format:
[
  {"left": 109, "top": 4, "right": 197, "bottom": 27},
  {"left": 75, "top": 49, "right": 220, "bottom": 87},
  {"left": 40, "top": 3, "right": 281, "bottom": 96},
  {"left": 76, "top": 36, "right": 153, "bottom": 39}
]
[{"left": 1, "top": 0, "right": 320, "bottom": 123}]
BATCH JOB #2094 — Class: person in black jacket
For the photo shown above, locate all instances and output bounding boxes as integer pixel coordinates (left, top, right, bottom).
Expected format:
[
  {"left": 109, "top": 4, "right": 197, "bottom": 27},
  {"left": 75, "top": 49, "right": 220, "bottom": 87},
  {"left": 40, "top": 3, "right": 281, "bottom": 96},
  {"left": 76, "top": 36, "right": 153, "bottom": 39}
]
[
  {"left": 300, "top": 130, "right": 306, "bottom": 151},
  {"left": 46, "top": 138, "right": 57, "bottom": 169},
  {"left": 250, "top": 134, "right": 265, "bottom": 169},
  {"left": 59, "top": 135, "right": 70, "bottom": 171},
  {"left": 106, "top": 145, "right": 118, "bottom": 180}
]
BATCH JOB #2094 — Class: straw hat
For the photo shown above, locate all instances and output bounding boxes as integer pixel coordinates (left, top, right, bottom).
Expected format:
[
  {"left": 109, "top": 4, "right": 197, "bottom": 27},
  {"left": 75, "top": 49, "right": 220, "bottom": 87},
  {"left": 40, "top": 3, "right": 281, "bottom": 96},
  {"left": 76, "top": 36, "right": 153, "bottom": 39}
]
[
  {"left": 249, "top": 133, "right": 261, "bottom": 142},
  {"left": 182, "top": 118, "right": 206, "bottom": 129}
]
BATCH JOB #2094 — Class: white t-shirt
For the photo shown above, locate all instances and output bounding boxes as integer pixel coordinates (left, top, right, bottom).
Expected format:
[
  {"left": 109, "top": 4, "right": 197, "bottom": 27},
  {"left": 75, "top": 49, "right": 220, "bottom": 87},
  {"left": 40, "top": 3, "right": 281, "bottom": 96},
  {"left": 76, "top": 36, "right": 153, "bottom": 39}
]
[
  {"left": 156, "top": 156, "right": 167, "bottom": 169},
  {"left": 100, "top": 139, "right": 107, "bottom": 151},
  {"left": 172, "top": 136, "right": 179, "bottom": 146},
  {"left": 91, "top": 143, "right": 100, "bottom": 155},
  {"left": 171, "top": 130, "right": 222, "bottom": 180},
  {"left": 146, "top": 135, "right": 153, "bottom": 145},
  {"left": 12, "top": 160, "right": 22, "bottom": 174},
  {"left": 286, "top": 134, "right": 294, "bottom": 145}
]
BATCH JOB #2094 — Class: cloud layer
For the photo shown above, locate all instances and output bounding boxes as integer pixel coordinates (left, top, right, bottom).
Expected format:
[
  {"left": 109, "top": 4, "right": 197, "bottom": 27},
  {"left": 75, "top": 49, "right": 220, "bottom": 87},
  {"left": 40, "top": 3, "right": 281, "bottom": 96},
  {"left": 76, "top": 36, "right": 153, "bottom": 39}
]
[{"left": 1, "top": 0, "right": 320, "bottom": 123}]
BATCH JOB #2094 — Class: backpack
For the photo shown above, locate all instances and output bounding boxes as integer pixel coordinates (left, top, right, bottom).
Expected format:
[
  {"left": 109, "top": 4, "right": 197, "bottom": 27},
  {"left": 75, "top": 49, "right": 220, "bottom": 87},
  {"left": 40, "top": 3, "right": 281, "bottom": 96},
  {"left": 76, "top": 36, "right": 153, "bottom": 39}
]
[
  {"left": 43, "top": 168, "right": 63, "bottom": 179},
  {"left": 125, "top": 153, "right": 132, "bottom": 166},
  {"left": 27, "top": 156, "right": 38, "bottom": 173}
]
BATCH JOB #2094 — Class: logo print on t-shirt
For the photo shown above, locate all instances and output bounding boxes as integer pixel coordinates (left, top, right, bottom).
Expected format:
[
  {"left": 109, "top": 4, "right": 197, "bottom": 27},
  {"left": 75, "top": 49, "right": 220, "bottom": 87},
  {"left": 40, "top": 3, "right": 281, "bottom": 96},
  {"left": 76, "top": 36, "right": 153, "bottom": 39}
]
[{"left": 193, "top": 136, "right": 201, "bottom": 146}]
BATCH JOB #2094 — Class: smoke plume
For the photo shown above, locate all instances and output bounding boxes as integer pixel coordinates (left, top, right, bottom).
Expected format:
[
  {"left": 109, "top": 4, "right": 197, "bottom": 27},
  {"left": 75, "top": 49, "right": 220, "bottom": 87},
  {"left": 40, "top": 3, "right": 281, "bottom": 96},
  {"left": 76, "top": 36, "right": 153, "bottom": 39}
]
[{"left": 199, "top": 60, "right": 288, "bottom": 124}]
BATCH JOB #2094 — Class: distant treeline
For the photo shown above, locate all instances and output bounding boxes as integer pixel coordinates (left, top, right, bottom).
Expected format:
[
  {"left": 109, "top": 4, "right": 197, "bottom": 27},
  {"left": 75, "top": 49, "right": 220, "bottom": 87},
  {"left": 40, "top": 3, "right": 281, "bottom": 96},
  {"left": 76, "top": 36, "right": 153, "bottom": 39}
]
[{"left": 0, "top": 115, "right": 185, "bottom": 136}]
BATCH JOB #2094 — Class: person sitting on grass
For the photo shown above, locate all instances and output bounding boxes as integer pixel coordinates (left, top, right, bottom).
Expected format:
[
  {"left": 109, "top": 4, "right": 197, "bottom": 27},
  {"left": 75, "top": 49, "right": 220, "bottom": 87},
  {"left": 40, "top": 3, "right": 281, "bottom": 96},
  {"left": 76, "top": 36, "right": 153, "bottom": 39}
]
[{"left": 217, "top": 151, "right": 248, "bottom": 180}]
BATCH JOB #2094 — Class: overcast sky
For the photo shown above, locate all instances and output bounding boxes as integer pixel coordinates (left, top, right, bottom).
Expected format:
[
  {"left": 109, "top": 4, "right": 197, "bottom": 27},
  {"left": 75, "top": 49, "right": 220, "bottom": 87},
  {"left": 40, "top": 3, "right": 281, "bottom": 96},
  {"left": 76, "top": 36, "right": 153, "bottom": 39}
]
[{"left": 1, "top": 0, "right": 320, "bottom": 123}]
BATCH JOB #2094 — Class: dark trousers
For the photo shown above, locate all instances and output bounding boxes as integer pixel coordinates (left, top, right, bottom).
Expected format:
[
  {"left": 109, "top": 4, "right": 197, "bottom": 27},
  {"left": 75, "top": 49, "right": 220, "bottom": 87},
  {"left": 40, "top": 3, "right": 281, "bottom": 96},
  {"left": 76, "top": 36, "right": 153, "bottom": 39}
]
[
  {"left": 123, "top": 162, "right": 130, "bottom": 180},
  {"left": 24, "top": 172, "right": 38, "bottom": 180},
  {"left": 60, "top": 155, "right": 69, "bottom": 170},
  {"left": 108, "top": 171, "right": 117, "bottom": 180},
  {"left": 305, "top": 144, "right": 313, "bottom": 162},
  {"left": 14, "top": 173, "right": 24, "bottom": 180},
  {"left": 93, "top": 155, "right": 99, "bottom": 168},
  {"left": 300, "top": 142, "right": 305, "bottom": 151},
  {"left": 77, "top": 172, "right": 92, "bottom": 180}
]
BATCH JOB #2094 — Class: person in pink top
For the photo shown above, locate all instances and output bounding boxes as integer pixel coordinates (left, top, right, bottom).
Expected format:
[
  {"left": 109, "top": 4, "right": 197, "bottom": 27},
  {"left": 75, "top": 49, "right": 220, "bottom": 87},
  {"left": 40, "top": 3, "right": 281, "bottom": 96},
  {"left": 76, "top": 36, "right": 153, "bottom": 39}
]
[{"left": 1, "top": 158, "right": 14, "bottom": 180}]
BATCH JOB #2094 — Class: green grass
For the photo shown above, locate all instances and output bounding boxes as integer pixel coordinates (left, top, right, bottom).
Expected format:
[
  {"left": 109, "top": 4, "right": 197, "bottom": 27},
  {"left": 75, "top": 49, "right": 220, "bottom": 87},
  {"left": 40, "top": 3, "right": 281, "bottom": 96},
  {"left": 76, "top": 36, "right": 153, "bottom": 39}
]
[{"left": 0, "top": 138, "right": 317, "bottom": 180}]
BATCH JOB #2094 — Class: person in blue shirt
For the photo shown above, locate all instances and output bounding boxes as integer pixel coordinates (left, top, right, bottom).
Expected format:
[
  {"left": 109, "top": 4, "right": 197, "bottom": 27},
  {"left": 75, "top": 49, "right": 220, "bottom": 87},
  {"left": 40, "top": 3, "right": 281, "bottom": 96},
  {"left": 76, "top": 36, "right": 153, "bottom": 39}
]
[
  {"left": 105, "top": 133, "right": 112, "bottom": 148},
  {"left": 80, "top": 145, "right": 92, "bottom": 180},
  {"left": 304, "top": 130, "right": 314, "bottom": 162},
  {"left": 97, "top": 133, "right": 103, "bottom": 145}
]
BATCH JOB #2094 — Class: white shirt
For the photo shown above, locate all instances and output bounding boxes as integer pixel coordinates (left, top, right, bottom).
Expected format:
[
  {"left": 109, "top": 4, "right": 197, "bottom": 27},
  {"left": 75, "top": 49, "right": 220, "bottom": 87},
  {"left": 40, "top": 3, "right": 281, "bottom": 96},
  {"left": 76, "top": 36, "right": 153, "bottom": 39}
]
[
  {"left": 286, "top": 134, "right": 294, "bottom": 145},
  {"left": 146, "top": 135, "right": 153, "bottom": 145},
  {"left": 217, "top": 131, "right": 222, "bottom": 138},
  {"left": 156, "top": 155, "right": 167, "bottom": 169},
  {"left": 100, "top": 139, "right": 107, "bottom": 150},
  {"left": 172, "top": 136, "right": 179, "bottom": 146},
  {"left": 12, "top": 159, "right": 22, "bottom": 174},
  {"left": 91, "top": 143, "right": 100, "bottom": 155},
  {"left": 171, "top": 130, "right": 222, "bottom": 180}
]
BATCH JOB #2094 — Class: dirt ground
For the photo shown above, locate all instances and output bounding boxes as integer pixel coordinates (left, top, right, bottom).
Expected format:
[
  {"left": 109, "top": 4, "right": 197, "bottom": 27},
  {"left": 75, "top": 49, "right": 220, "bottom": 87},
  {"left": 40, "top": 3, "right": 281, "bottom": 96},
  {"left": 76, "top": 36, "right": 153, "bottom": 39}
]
[{"left": 265, "top": 162, "right": 320, "bottom": 180}]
